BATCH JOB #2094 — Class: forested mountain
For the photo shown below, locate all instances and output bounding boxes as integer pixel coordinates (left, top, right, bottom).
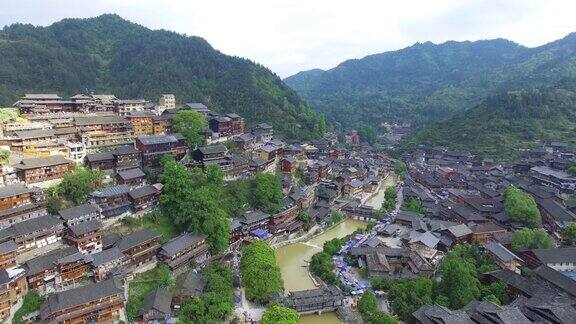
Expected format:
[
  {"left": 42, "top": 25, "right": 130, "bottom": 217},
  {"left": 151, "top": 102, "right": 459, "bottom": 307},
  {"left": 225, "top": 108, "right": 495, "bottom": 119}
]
[
  {"left": 285, "top": 34, "right": 576, "bottom": 129},
  {"left": 0, "top": 14, "right": 325, "bottom": 140},
  {"left": 401, "top": 86, "right": 576, "bottom": 160}
]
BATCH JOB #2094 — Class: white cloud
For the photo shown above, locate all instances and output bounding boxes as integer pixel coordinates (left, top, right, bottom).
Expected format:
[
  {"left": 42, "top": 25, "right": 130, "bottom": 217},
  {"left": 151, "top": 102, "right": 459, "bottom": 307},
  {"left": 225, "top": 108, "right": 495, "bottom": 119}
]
[{"left": 1, "top": 0, "right": 576, "bottom": 77}]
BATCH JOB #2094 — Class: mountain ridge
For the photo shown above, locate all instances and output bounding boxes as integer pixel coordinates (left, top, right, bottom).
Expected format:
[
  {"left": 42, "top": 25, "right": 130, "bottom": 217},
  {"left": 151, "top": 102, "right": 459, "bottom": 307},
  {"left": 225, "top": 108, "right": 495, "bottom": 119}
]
[
  {"left": 0, "top": 14, "right": 325, "bottom": 140},
  {"left": 285, "top": 34, "right": 576, "bottom": 129}
]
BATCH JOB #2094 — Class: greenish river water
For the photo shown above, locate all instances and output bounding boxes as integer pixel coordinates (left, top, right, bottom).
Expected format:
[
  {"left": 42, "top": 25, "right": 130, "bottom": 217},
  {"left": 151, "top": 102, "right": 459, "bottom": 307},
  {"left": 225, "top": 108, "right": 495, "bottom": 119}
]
[{"left": 275, "top": 219, "right": 368, "bottom": 324}]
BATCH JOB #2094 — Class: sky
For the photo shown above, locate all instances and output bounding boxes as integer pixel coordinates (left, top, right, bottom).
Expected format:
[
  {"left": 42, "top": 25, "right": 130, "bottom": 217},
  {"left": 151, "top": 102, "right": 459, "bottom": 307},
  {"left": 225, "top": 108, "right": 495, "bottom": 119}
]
[{"left": 1, "top": 0, "right": 576, "bottom": 78}]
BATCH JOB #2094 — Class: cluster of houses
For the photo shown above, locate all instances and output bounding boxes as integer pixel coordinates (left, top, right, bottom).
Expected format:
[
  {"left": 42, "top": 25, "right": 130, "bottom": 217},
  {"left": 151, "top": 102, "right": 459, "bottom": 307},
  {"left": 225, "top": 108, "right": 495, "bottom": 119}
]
[
  {"left": 368, "top": 144, "right": 576, "bottom": 323},
  {"left": 0, "top": 92, "right": 405, "bottom": 322}
]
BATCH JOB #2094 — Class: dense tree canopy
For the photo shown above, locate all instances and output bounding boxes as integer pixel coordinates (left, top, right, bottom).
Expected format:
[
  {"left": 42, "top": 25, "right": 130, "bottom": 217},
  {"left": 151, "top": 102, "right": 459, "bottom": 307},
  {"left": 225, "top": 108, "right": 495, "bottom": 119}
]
[
  {"left": 358, "top": 290, "right": 398, "bottom": 324},
  {"left": 159, "top": 157, "right": 230, "bottom": 252},
  {"left": 173, "top": 110, "right": 208, "bottom": 147},
  {"left": 179, "top": 264, "right": 234, "bottom": 323},
  {"left": 252, "top": 173, "right": 283, "bottom": 213},
  {"left": 511, "top": 228, "right": 554, "bottom": 251},
  {"left": 45, "top": 167, "right": 104, "bottom": 214},
  {"left": 287, "top": 34, "right": 576, "bottom": 140},
  {"left": 240, "top": 240, "right": 284, "bottom": 304},
  {"left": 260, "top": 304, "right": 299, "bottom": 324},
  {"left": 403, "top": 88, "right": 576, "bottom": 159},
  {"left": 504, "top": 187, "right": 541, "bottom": 228},
  {"left": 310, "top": 252, "right": 339, "bottom": 285},
  {"left": 0, "top": 14, "right": 325, "bottom": 140}
]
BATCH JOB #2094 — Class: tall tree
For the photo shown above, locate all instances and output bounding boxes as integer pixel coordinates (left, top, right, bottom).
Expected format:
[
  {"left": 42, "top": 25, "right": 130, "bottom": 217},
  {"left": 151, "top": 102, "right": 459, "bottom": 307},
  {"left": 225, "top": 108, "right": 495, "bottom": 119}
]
[
  {"left": 173, "top": 110, "right": 208, "bottom": 148},
  {"left": 504, "top": 187, "right": 541, "bottom": 228},
  {"left": 240, "top": 240, "right": 284, "bottom": 304},
  {"left": 260, "top": 304, "right": 299, "bottom": 324},
  {"left": 252, "top": 173, "right": 283, "bottom": 213}
]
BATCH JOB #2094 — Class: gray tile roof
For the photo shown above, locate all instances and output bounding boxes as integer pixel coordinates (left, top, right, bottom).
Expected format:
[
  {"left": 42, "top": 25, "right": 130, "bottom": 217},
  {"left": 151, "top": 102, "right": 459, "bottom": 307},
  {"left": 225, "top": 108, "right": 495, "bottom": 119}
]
[
  {"left": 58, "top": 203, "right": 100, "bottom": 221},
  {"left": 0, "top": 183, "right": 31, "bottom": 200},
  {"left": 86, "top": 152, "right": 114, "bottom": 162},
  {"left": 129, "top": 185, "right": 159, "bottom": 199},
  {"left": 0, "top": 240, "right": 17, "bottom": 254},
  {"left": 13, "top": 129, "right": 55, "bottom": 139},
  {"left": 74, "top": 116, "right": 129, "bottom": 126},
  {"left": 9, "top": 215, "right": 63, "bottom": 237},
  {"left": 137, "top": 134, "right": 178, "bottom": 145},
  {"left": 139, "top": 287, "right": 172, "bottom": 317},
  {"left": 68, "top": 219, "right": 102, "bottom": 236},
  {"left": 40, "top": 279, "right": 123, "bottom": 319},
  {"left": 23, "top": 247, "right": 77, "bottom": 276},
  {"left": 115, "top": 228, "right": 160, "bottom": 252},
  {"left": 16, "top": 155, "right": 73, "bottom": 170},
  {"left": 160, "top": 232, "right": 206, "bottom": 258},
  {"left": 117, "top": 168, "right": 145, "bottom": 180},
  {"left": 483, "top": 241, "right": 521, "bottom": 263},
  {"left": 91, "top": 248, "right": 124, "bottom": 267},
  {"left": 531, "top": 247, "right": 576, "bottom": 265},
  {"left": 91, "top": 184, "right": 130, "bottom": 198}
]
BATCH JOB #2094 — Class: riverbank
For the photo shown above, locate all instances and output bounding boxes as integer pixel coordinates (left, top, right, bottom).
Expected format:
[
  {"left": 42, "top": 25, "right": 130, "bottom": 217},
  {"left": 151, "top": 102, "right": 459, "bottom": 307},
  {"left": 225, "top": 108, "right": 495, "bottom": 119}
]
[{"left": 275, "top": 219, "right": 368, "bottom": 323}]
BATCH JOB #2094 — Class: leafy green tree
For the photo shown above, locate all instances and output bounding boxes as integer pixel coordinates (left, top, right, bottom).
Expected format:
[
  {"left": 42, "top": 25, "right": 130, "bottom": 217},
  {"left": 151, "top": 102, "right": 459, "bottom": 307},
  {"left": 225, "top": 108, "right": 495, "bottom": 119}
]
[
  {"left": 388, "top": 277, "right": 433, "bottom": 321},
  {"left": 440, "top": 255, "right": 480, "bottom": 309},
  {"left": 383, "top": 186, "right": 397, "bottom": 211},
  {"left": 13, "top": 291, "right": 44, "bottom": 324},
  {"left": 173, "top": 110, "right": 208, "bottom": 148},
  {"left": 562, "top": 223, "right": 576, "bottom": 244},
  {"left": 358, "top": 290, "right": 378, "bottom": 317},
  {"left": 366, "top": 311, "right": 398, "bottom": 324},
  {"left": 159, "top": 157, "right": 229, "bottom": 252},
  {"left": 511, "top": 228, "right": 554, "bottom": 251},
  {"left": 568, "top": 165, "right": 576, "bottom": 176},
  {"left": 356, "top": 124, "right": 378, "bottom": 145},
  {"left": 329, "top": 211, "right": 343, "bottom": 225},
  {"left": 179, "top": 264, "right": 234, "bottom": 323},
  {"left": 0, "top": 150, "right": 9, "bottom": 164},
  {"left": 371, "top": 276, "right": 394, "bottom": 291},
  {"left": 58, "top": 167, "right": 104, "bottom": 205},
  {"left": 323, "top": 238, "right": 345, "bottom": 256},
  {"left": 299, "top": 211, "right": 311, "bottom": 230},
  {"left": 402, "top": 197, "right": 425, "bottom": 214},
  {"left": 260, "top": 304, "right": 299, "bottom": 324},
  {"left": 240, "top": 240, "right": 284, "bottom": 304},
  {"left": 310, "top": 252, "right": 338, "bottom": 284},
  {"left": 252, "top": 173, "right": 283, "bottom": 213},
  {"left": 504, "top": 187, "right": 541, "bottom": 228}
]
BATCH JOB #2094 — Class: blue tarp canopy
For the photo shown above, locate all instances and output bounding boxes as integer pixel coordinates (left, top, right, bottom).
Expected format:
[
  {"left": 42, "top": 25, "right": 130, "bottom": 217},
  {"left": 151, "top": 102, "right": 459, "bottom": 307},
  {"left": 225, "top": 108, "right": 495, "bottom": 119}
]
[{"left": 250, "top": 229, "right": 269, "bottom": 239}]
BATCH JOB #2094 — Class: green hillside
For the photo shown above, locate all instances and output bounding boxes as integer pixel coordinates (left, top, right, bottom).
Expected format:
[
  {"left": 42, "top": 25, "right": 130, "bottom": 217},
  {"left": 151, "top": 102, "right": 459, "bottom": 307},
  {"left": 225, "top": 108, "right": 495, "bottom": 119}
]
[
  {"left": 0, "top": 14, "right": 325, "bottom": 140},
  {"left": 285, "top": 35, "right": 576, "bottom": 129},
  {"left": 402, "top": 87, "right": 576, "bottom": 160}
]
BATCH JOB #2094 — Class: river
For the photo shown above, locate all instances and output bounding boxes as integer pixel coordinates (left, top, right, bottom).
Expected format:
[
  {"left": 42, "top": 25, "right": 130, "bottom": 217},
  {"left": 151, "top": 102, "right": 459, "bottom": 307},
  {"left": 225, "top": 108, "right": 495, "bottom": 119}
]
[
  {"left": 363, "top": 173, "right": 397, "bottom": 209},
  {"left": 275, "top": 219, "right": 368, "bottom": 324}
]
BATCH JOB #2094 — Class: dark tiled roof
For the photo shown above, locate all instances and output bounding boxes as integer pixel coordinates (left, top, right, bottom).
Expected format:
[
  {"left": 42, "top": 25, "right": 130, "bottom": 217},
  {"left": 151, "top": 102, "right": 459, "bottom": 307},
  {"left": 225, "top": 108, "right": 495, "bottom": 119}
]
[
  {"left": 91, "top": 248, "right": 124, "bottom": 267},
  {"left": 16, "top": 155, "right": 72, "bottom": 170},
  {"left": 117, "top": 168, "right": 145, "bottom": 180},
  {"left": 483, "top": 241, "right": 521, "bottom": 263},
  {"left": 13, "top": 129, "right": 55, "bottom": 139},
  {"left": 0, "top": 240, "right": 17, "bottom": 254},
  {"left": 533, "top": 265, "right": 576, "bottom": 297},
  {"left": 129, "top": 185, "right": 159, "bottom": 199},
  {"left": 10, "top": 215, "right": 63, "bottom": 236},
  {"left": 91, "top": 184, "right": 130, "bottom": 198},
  {"left": 160, "top": 232, "right": 206, "bottom": 258},
  {"left": 198, "top": 145, "right": 227, "bottom": 155},
  {"left": 0, "top": 183, "right": 31, "bottom": 199},
  {"left": 58, "top": 203, "right": 100, "bottom": 221},
  {"left": 531, "top": 247, "right": 576, "bottom": 265},
  {"left": 139, "top": 287, "right": 172, "bottom": 317},
  {"left": 115, "top": 228, "right": 160, "bottom": 252},
  {"left": 86, "top": 152, "right": 114, "bottom": 162},
  {"left": 40, "top": 279, "right": 123, "bottom": 319},
  {"left": 68, "top": 219, "right": 102, "bottom": 236},
  {"left": 23, "top": 247, "right": 77, "bottom": 276},
  {"left": 137, "top": 134, "right": 178, "bottom": 145},
  {"left": 74, "top": 116, "right": 129, "bottom": 126}
]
